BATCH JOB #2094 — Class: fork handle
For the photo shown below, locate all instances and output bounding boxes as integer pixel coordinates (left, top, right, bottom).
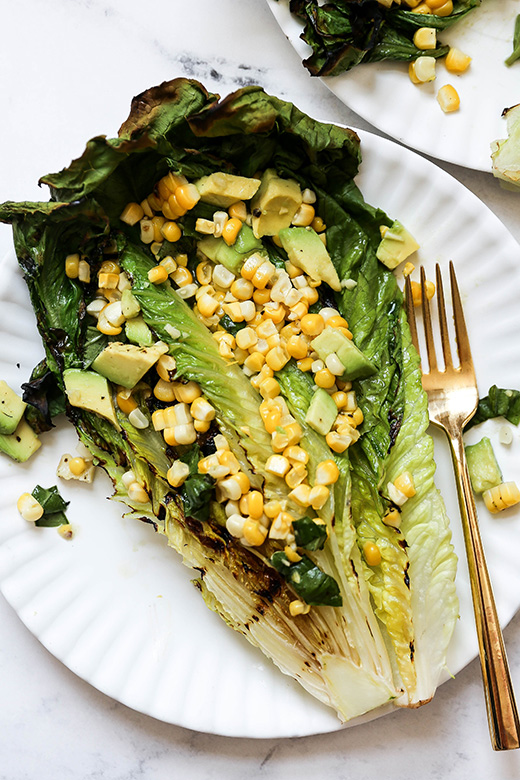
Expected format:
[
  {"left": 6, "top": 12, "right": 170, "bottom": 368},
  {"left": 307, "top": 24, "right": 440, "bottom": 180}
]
[{"left": 449, "top": 429, "right": 520, "bottom": 750}]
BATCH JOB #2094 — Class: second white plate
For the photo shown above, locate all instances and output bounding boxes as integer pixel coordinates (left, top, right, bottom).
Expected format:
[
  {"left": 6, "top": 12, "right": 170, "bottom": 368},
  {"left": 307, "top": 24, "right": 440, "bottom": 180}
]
[
  {"left": 1, "top": 126, "right": 520, "bottom": 739},
  {"left": 268, "top": 0, "right": 519, "bottom": 172}
]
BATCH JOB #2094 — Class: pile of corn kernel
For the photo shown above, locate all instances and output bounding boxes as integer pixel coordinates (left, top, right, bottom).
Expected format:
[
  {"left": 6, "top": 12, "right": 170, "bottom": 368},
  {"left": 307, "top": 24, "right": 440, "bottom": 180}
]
[
  {"left": 62, "top": 167, "right": 422, "bottom": 583},
  {"left": 393, "top": 0, "right": 473, "bottom": 114}
]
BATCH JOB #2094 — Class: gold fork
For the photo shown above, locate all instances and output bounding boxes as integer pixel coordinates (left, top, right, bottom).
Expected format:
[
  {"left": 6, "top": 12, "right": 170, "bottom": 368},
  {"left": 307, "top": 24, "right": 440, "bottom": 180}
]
[{"left": 405, "top": 262, "right": 520, "bottom": 751}]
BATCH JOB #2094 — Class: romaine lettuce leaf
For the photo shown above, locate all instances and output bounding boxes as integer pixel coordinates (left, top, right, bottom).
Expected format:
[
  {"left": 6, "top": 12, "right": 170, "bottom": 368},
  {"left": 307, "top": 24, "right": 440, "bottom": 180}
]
[{"left": 0, "top": 77, "right": 458, "bottom": 722}]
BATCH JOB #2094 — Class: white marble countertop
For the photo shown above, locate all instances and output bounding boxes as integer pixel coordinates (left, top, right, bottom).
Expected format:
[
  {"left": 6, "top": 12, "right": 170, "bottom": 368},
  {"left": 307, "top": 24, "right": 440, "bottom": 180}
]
[{"left": 1, "top": 1, "right": 520, "bottom": 777}]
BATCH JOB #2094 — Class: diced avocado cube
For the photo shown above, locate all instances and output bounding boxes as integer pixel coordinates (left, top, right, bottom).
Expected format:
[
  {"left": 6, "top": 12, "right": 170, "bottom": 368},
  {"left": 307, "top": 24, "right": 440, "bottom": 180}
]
[
  {"left": 121, "top": 288, "right": 141, "bottom": 319},
  {"left": 125, "top": 315, "right": 153, "bottom": 347},
  {"left": 278, "top": 227, "right": 341, "bottom": 291},
  {"left": 305, "top": 388, "right": 337, "bottom": 436},
  {"left": 376, "top": 220, "right": 419, "bottom": 270},
  {"left": 250, "top": 169, "right": 302, "bottom": 238},
  {"left": 198, "top": 224, "right": 263, "bottom": 274},
  {"left": 63, "top": 368, "right": 120, "bottom": 430},
  {"left": 0, "top": 417, "right": 41, "bottom": 462},
  {"left": 465, "top": 436, "right": 503, "bottom": 494},
  {"left": 195, "top": 172, "right": 261, "bottom": 207},
  {"left": 91, "top": 341, "right": 168, "bottom": 390},
  {"left": 311, "top": 327, "right": 376, "bottom": 381},
  {"left": 0, "top": 380, "right": 27, "bottom": 435}
]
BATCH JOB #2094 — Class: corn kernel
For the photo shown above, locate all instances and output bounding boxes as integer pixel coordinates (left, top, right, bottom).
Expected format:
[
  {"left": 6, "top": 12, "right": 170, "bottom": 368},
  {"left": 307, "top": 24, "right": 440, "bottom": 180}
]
[
  {"left": 96, "top": 311, "right": 122, "bottom": 336},
  {"left": 167, "top": 460, "right": 191, "bottom": 488},
  {"left": 175, "top": 183, "right": 200, "bottom": 211},
  {"left": 412, "top": 56, "right": 436, "bottom": 83},
  {"left": 148, "top": 265, "right": 169, "bottom": 285},
  {"left": 309, "top": 484, "right": 330, "bottom": 510},
  {"left": 241, "top": 253, "right": 263, "bottom": 281},
  {"left": 246, "top": 490, "right": 264, "bottom": 520},
  {"left": 315, "top": 460, "right": 340, "bottom": 486},
  {"left": 433, "top": 0, "right": 453, "bottom": 16},
  {"left": 314, "top": 368, "right": 336, "bottom": 389},
  {"left": 445, "top": 47, "right": 471, "bottom": 74},
  {"left": 57, "top": 524, "right": 74, "bottom": 540},
  {"left": 326, "top": 431, "right": 352, "bottom": 453},
  {"left": 286, "top": 335, "right": 308, "bottom": 360},
  {"left": 297, "top": 357, "right": 313, "bottom": 372},
  {"left": 236, "top": 327, "right": 258, "bottom": 351},
  {"left": 243, "top": 352, "right": 265, "bottom": 374},
  {"left": 265, "top": 454, "right": 291, "bottom": 477},
  {"left": 285, "top": 464, "right": 308, "bottom": 489},
  {"left": 383, "top": 508, "right": 402, "bottom": 528},
  {"left": 69, "top": 456, "right": 87, "bottom": 477},
  {"left": 65, "top": 253, "right": 80, "bottom": 279},
  {"left": 402, "top": 262, "right": 415, "bottom": 278},
  {"left": 288, "top": 483, "right": 312, "bottom": 507},
  {"left": 289, "top": 599, "right": 311, "bottom": 616},
  {"left": 300, "top": 313, "right": 325, "bottom": 337},
  {"left": 259, "top": 377, "right": 280, "bottom": 400},
  {"left": 154, "top": 379, "right": 177, "bottom": 403},
  {"left": 128, "top": 482, "right": 150, "bottom": 503},
  {"left": 98, "top": 271, "right": 120, "bottom": 289},
  {"left": 483, "top": 482, "right": 520, "bottom": 514},
  {"left": 175, "top": 381, "right": 201, "bottom": 404},
  {"left": 228, "top": 201, "right": 247, "bottom": 221},
  {"left": 117, "top": 391, "right": 138, "bottom": 415},
  {"left": 413, "top": 27, "right": 436, "bottom": 49},
  {"left": 326, "top": 315, "right": 349, "bottom": 329},
  {"left": 363, "top": 541, "right": 382, "bottom": 566},
  {"left": 242, "top": 519, "right": 268, "bottom": 547},
  {"left": 222, "top": 217, "right": 243, "bottom": 246},
  {"left": 172, "top": 267, "right": 193, "bottom": 287},
  {"left": 120, "top": 202, "right": 144, "bottom": 226},
  {"left": 291, "top": 203, "right": 315, "bottom": 227},
  {"left": 284, "top": 445, "right": 309, "bottom": 465},
  {"left": 437, "top": 84, "right": 460, "bottom": 113},
  {"left": 17, "top": 493, "right": 44, "bottom": 522}
]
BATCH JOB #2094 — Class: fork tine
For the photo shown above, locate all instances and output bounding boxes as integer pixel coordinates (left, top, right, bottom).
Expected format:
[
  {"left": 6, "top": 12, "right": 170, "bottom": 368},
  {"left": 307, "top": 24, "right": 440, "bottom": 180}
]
[
  {"left": 421, "top": 266, "right": 437, "bottom": 372},
  {"left": 449, "top": 261, "right": 474, "bottom": 369},
  {"left": 435, "top": 264, "right": 453, "bottom": 369},
  {"left": 404, "top": 276, "right": 420, "bottom": 355}
]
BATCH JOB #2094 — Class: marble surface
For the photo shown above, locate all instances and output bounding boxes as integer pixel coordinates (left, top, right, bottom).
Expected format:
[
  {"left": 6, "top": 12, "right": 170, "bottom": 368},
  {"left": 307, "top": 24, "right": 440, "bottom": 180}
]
[{"left": 1, "top": 0, "right": 520, "bottom": 777}]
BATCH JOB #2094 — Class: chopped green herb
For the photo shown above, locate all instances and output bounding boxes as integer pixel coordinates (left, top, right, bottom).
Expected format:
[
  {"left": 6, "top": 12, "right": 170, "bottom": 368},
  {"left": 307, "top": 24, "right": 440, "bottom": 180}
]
[{"left": 31, "top": 484, "right": 70, "bottom": 527}]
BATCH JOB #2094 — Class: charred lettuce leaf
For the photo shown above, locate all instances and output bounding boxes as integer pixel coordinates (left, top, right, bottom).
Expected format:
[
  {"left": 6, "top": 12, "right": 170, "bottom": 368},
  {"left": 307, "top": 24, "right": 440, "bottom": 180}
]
[{"left": 0, "top": 78, "right": 458, "bottom": 722}]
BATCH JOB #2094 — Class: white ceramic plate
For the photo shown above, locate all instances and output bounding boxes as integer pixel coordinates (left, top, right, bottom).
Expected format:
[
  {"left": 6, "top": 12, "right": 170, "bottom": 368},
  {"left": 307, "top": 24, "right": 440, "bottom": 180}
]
[
  {"left": 1, "top": 127, "right": 520, "bottom": 739},
  {"left": 267, "top": 0, "right": 519, "bottom": 172}
]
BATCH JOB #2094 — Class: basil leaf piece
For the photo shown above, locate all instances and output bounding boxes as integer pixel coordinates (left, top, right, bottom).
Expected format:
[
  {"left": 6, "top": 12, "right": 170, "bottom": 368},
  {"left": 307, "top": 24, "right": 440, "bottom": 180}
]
[
  {"left": 31, "top": 484, "right": 70, "bottom": 527},
  {"left": 271, "top": 551, "right": 342, "bottom": 607},
  {"left": 465, "top": 385, "right": 520, "bottom": 430},
  {"left": 292, "top": 516, "right": 328, "bottom": 551},
  {"left": 179, "top": 446, "right": 215, "bottom": 523}
]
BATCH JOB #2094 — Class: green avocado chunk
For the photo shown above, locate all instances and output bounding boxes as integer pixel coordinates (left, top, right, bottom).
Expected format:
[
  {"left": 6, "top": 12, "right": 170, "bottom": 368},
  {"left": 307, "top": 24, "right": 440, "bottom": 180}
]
[
  {"left": 0, "top": 380, "right": 27, "bottom": 434},
  {"left": 376, "top": 220, "right": 419, "bottom": 270},
  {"left": 305, "top": 387, "right": 337, "bottom": 436},
  {"left": 250, "top": 169, "right": 302, "bottom": 238},
  {"left": 311, "top": 327, "right": 377, "bottom": 381},
  {"left": 197, "top": 224, "right": 263, "bottom": 274},
  {"left": 0, "top": 417, "right": 41, "bottom": 462},
  {"left": 195, "top": 171, "right": 261, "bottom": 207},
  {"left": 278, "top": 227, "right": 341, "bottom": 291},
  {"left": 91, "top": 341, "right": 168, "bottom": 390},
  {"left": 63, "top": 368, "right": 120, "bottom": 429},
  {"left": 465, "top": 436, "right": 503, "bottom": 494},
  {"left": 121, "top": 288, "right": 141, "bottom": 319},
  {"left": 125, "top": 315, "right": 153, "bottom": 347}
]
